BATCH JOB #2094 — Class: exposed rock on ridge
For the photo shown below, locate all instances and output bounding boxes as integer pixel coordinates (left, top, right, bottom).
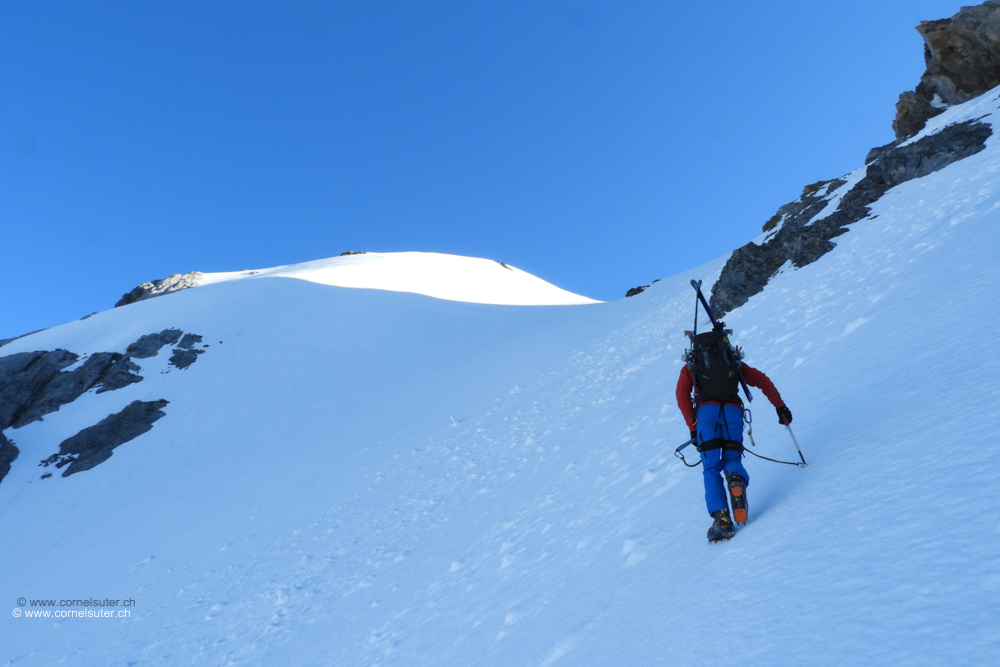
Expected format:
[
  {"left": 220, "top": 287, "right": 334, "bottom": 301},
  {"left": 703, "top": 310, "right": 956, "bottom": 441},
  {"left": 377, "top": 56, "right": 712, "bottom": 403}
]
[
  {"left": 625, "top": 279, "right": 660, "bottom": 298},
  {"left": 706, "top": 2, "right": 1000, "bottom": 318},
  {"left": 116, "top": 272, "right": 203, "bottom": 307},
  {"left": 893, "top": 1, "right": 1000, "bottom": 139},
  {"left": 710, "top": 119, "right": 992, "bottom": 317},
  {"left": 761, "top": 179, "right": 847, "bottom": 233}
]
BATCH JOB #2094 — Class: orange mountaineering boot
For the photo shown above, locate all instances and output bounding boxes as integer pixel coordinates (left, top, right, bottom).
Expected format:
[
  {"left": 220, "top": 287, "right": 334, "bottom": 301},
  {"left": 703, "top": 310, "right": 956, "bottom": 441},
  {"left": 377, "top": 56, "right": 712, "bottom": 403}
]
[{"left": 726, "top": 472, "right": 748, "bottom": 525}]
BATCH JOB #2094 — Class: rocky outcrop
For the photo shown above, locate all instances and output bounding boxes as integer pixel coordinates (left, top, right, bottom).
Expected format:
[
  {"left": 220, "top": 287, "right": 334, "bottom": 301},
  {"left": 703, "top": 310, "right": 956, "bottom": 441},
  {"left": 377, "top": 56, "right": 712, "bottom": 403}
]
[
  {"left": 625, "top": 285, "right": 648, "bottom": 298},
  {"left": 893, "top": 1, "right": 1000, "bottom": 139},
  {"left": 126, "top": 329, "right": 183, "bottom": 358},
  {"left": 169, "top": 333, "right": 205, "bottom": 369},
  {"left": 177, "top": 333, "right": 202, "bottom": 349},
  {"left": 95, "top": 355, "right": 145, "bottom": 393},
  {"left": 761, "top": 179, "right": 847, "bottom": 233},
  {"left": 0, "top": 350, "right": 144, "bottom": 430},
  {"left": 625, "top": 279, "right": 660, "bottom": 298},
  {"left": 115, "top": 272, "right": 203, "bottom": 308},
  {"left": 0, "top": 350, "right": 77, "bottom": 429},
  {"left": 0, "top": 432, "right": 18, "bottom": 484},
  {"left": 39, "top": 400, "right": 169, "bottom": 477},
  {"left": 710, "top": 119, "right": 992, "bottom": 317}
]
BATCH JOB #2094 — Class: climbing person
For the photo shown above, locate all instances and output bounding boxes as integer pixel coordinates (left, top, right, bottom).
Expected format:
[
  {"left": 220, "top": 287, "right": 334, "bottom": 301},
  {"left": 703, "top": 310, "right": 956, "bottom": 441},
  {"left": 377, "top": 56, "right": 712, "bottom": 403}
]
[{"left": 676, "top": 322, "right": 792, "bottom": 542}]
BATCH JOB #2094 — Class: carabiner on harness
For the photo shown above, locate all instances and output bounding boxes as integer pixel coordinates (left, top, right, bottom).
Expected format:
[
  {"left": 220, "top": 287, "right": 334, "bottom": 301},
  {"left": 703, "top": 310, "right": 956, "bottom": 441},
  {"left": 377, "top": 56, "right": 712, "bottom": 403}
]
[
  {"left": 674, "top": 437, "right": 701, "bottom": 467},
  {"left": 743, "top": 408, "right": 756, "bottom": 448}
]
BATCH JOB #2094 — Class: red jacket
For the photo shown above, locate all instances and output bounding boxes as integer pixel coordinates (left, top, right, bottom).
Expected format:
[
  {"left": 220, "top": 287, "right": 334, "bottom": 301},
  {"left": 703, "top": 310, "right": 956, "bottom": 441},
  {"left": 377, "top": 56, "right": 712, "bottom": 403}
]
[{"left": 675, "top": 363, "right": 785, "bottom": 430}]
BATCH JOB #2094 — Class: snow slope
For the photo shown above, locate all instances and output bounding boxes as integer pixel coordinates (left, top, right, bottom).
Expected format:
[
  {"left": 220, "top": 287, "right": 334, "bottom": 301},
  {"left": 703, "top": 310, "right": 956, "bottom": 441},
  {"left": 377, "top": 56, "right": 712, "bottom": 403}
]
[
  {"left": 196, "top": 251, "right": 601, "bottom": 306},
  {"left": 2, "top": 92, "right": 1000, "bottom": 666}
]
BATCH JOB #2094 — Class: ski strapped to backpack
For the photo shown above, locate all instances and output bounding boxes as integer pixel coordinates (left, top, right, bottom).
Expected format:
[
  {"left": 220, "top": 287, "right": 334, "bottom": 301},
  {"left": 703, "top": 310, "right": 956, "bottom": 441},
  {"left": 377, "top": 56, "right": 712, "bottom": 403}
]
[{"left": 688, "top": 280, "right": 752, "bottom": 403}]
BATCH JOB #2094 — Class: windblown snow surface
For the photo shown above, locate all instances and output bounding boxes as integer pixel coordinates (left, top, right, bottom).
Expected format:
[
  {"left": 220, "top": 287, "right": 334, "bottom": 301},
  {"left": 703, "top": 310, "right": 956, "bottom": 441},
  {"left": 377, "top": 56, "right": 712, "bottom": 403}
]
[{"left": 2, "top": 92, "right": 1000, "bottom": 666}]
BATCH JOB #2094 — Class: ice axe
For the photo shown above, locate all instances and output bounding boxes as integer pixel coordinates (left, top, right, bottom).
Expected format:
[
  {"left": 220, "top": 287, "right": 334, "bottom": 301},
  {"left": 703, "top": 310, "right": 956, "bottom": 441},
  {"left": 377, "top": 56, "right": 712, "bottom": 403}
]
[{"left": 785, "top": 424, "right": 807, "bottom": 467}]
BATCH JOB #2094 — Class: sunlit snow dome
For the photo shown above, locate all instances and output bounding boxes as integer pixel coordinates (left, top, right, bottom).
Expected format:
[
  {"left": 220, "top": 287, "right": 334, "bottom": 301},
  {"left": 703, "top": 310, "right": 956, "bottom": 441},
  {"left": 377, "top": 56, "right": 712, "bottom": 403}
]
[{"left": 188, "top": 251, "right": 600, "bottom": 306}]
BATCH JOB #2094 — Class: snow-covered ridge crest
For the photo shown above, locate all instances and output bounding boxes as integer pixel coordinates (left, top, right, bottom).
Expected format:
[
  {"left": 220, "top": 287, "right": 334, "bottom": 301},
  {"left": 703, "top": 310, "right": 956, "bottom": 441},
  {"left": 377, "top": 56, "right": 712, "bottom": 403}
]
[{"left": 122, "top": 251, "right": 600, "bottom": 307}]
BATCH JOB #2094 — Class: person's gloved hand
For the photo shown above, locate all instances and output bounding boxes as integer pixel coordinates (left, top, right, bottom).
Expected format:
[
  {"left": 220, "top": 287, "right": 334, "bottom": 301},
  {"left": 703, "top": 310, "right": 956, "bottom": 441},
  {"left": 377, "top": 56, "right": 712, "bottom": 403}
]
[
  {"left": 776, "top": 406, "right": 793, "bottom": 425},
  {"left": 690, "top": 429, "right": 697, "bottom": 441}
]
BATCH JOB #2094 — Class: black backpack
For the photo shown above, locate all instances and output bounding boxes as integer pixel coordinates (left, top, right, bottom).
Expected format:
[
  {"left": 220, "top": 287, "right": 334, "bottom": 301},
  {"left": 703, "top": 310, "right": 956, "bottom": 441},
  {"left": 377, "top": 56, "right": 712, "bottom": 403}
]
[{"left": 688, "top": 329, "right": 742, "bottom": 402}]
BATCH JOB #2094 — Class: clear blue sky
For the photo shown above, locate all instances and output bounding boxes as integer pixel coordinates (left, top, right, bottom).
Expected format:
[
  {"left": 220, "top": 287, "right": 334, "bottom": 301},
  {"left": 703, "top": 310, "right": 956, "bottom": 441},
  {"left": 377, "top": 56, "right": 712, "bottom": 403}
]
[{"left": 1, "top": 0, "right": 965, "bottom": 339}]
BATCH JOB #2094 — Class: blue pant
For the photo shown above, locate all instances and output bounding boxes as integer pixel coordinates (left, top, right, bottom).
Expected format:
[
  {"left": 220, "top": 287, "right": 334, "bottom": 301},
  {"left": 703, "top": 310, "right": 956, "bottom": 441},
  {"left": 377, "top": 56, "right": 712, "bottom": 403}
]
[{"left": 697, "top": 403, "right": 750, "bottom": 514}]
